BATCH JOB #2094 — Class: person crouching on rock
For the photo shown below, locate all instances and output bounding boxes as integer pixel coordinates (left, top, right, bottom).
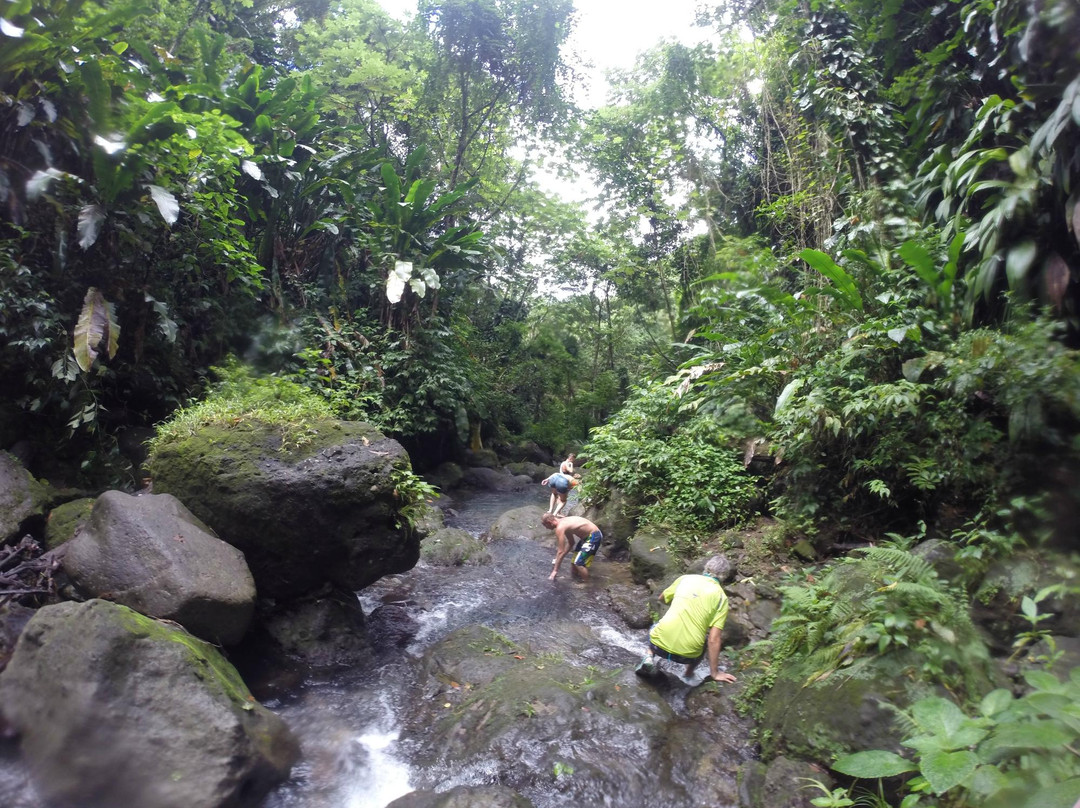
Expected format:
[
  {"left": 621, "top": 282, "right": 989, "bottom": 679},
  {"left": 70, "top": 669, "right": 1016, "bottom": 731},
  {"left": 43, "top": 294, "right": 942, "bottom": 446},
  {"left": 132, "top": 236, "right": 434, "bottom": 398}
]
[
  {"left": 541, "top": 472, "right": 579, "bottom": 517},
  {"left": 541, "top": 513, "right": 602, "bottom": 582},
  {"left": 636, "top": 554, "right": 737, "bottom": 683}
]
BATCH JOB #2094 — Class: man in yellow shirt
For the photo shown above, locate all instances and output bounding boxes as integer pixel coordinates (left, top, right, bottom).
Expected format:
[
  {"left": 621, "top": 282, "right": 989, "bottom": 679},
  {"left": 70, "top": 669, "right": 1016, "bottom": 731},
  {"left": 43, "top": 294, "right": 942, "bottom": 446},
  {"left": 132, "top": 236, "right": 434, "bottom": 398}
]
[{"left": 636, "top": 555, "right": 737, "bottom": 683}]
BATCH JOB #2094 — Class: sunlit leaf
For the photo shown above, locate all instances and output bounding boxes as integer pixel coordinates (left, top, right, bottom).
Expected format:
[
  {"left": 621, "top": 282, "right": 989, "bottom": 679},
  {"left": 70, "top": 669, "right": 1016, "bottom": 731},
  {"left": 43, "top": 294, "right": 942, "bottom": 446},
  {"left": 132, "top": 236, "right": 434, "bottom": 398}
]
[
  {"left": 147, "top": 184, "right": 179, "bottom": 225},
  {"left": 0, "top": 18, "right": 24, "bottom": 37},
  {"left": 241, "top": 160, "right": 262, "bottom": 180},
  {"left": 73, "top": 287, "right": 119, "bottom": 372},
  {"left": 77, "top": 204, "right": 106, "bottom": 249}
]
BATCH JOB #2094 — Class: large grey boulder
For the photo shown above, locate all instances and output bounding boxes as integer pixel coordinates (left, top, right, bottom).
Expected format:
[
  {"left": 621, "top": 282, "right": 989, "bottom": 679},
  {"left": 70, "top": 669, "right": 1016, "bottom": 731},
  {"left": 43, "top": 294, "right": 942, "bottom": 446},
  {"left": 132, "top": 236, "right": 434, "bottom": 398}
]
[
  {"left": 486, "top": 505, "right": 550, "bottom": 541},
  {"left": 0, "top": 451, "right": 48, "bottom": 543},
  {"left": 148, "top": 418, "right": 419, "bottom": 599},
  {"left": 584, "top": 487, "right": 637, "bottom": 551},
  {"left": 628, "top": 525, "right": 679, "bottom": 584},
  {"left": 62, "top": 490, "right": 256, "bottom": 646},
  {"left": 421, "top": 527, "right": 492, "bottom": 567},
  {"left": 461, "top": 466, "right": 528, "bottom": 491},
  {"left": 0, "top": 599, "right": 299, "bottom": 808},
  {"left": 399, "top": 622, "right": 755, "bottom": 807}
]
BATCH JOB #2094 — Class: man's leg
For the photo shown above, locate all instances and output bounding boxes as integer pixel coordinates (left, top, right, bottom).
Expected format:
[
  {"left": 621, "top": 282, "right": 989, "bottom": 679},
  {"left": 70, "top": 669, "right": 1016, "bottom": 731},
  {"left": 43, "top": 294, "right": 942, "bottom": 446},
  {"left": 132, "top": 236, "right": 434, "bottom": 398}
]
[
  {"left": 552, "top": 493, "right": 566, "bottom": 516},
  {"left": 683, "top": 658, "right": 700, "bottom": 678}
]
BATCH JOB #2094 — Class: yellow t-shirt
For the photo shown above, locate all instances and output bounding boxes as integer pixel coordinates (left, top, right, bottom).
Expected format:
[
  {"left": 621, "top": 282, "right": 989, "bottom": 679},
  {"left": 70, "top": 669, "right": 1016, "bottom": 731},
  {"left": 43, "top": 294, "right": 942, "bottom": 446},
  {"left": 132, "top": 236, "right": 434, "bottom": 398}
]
[{"left": 648, "top": 574, "right": 729, "bottom": 658}]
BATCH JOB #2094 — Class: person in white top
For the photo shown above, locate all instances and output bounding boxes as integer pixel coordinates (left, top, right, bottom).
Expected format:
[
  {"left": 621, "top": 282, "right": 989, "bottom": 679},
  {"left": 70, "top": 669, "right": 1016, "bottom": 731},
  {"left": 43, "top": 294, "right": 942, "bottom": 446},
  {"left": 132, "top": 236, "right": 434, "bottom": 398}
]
[{"left": 559, "top": 453, "right": 575, "bottom": 475}]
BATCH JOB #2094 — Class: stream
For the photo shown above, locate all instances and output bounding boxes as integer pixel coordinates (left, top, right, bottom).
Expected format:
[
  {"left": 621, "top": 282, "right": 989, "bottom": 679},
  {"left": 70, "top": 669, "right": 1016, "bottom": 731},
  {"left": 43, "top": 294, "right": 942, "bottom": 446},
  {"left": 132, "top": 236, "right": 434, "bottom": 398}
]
[{"left": 0, "top": 485, "right": 756, "bottom": 808}]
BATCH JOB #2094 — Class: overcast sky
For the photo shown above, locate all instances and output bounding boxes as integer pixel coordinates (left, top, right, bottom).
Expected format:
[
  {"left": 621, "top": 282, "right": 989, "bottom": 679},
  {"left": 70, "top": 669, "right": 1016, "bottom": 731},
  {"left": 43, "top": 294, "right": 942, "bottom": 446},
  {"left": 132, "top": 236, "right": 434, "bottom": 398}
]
[{"left": 374, "top": 0, "right": 713, "bottom": 107}]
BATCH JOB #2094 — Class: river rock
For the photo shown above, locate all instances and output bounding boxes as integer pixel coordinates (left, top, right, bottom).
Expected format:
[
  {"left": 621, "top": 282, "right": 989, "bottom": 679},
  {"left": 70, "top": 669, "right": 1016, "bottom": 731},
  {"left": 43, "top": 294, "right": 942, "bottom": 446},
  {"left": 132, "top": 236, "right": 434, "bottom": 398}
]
[
  {"left": 424, "top": 461, "right": 464, "bottom": 493},
  {"left": 603, "top": 582, "right": 655, "bottom": 629},
  {"left": 400, "top": 622, "right": 755, "bottom": 807},
  {"left": 0, "top": 451, "right": 48, "bottom": 543},
  {"left": 0, "top": 603, "right": 33, "bottom": 672},
  {"left": 973, "top": 549, "right": 1080, "bottom": 651},
  {"left": 504, "top": 461, "right": 551, "bottom": 482},
  {"left": 461, "top": 466, "right": 527, "bottom": 491},
  {"left": 62, "top": 490, "right": 256, "bottom": 646},
  {"left": 147, "top": 418, "right": 418, "bottom": 599},
  {"left": 0, "top": 599, "right": 299, "bottom": 808},
  {"left": 261, "top": 588, "right": 370, "bottom": 667},
  {"left": 486, "top": 505, "right": 550, "bottom": 541},
  {"left": 387, "top": 785, "right": 534, "bottom": 807},
  {"left": 463, "top": 448, "right": 500, "bottom": 468},
  {"left": 43, "top": 496, "right": 94, "bottom": 548},
  {"left": 584, "top": 487, "right": 637, "bottom": 551},
  {"left": 628, "top": 525, "right": 679, "bottom": 584},
  {"left": 421, "top": 527, "right": 492, "bottom": 566}
]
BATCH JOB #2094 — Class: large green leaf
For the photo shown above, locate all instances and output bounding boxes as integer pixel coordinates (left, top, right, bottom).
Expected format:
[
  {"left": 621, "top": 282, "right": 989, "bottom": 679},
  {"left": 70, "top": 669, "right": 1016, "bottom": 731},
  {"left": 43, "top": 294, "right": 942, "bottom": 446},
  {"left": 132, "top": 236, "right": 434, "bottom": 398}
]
[
  {"left": 832, "top": 750, "right": 917, "bottom": 778},
  {"left": 920, "top": 749, "right": 978, "bottom": 795},
  {"left": 799, "top": 249, "right": 863, "bottom": 311},
  {"left": 989, "top": 720, "right": 1073, "bottom": 750},
  {"left": 72, "top": 287, "right": 119, "bottom": 372}
]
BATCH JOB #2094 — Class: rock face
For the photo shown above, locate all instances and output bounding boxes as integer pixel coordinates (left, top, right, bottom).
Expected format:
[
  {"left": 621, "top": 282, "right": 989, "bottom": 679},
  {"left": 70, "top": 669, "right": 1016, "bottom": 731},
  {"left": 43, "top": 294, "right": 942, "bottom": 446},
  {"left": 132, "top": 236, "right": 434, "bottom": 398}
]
[
  {"left": 400, "top": 623, "right": 756, "bottom": 807},
  {"left": 584, "top": 487, "right": 637, "bottom": 551},
  {"left": 387, "top": 785, "right": 534, "bottom": 808},
  {"left": 421, "top": 527, "right": 492, "bottom": 567},
  {"left": 0, "top": 599, "right": 299, "bottom": 808},
  {"left": 148, "top": 419, "right": 419, "bottom": 599},
  {"left": 0, "top": 451, "right": 48, "bottom": 543},
  {"left": 62, "top": 491, "right": 256, "bottom": 645},
  {"left": 485, "top": 505, "right": 551, "bottom": 541},
  {"left": 43, "top": 496, "right": 94, "bottom": 549}
]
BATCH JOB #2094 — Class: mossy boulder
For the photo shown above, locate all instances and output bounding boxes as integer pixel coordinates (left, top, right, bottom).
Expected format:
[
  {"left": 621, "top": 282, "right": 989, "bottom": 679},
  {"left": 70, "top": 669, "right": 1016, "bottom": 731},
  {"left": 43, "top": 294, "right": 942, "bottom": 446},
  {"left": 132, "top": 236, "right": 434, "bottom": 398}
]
[
  {"left": 0, "top": 451, "right": 48, "bottom": 543},
  {"left": 421, "top": 527, "right": 492, "bottom": 566},
  {"left": 486, "top": 505, "right": 550, "bottom": 541},
  {"left": 0, "top": 599, "right": 298, "bottom": 808},
  {"left": 43, "top": 496, "right": 94, "bottom": 549},
  {"left": 974, "top": 549, "right": 1080, "bottom": 650},
  {"left": 148, "top": 418, "right": 418, "bottom": 599},
  {"left": 400, "top": 622, "right": 754, "bottom": 806}
]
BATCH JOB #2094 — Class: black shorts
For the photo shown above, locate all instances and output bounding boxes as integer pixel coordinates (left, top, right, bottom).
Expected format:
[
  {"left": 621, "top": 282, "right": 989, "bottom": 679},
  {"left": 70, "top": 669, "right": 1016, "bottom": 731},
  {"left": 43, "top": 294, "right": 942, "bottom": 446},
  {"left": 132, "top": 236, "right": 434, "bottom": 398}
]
[{"left": 647, "top": 640, "right": 701, "bottom": 666}]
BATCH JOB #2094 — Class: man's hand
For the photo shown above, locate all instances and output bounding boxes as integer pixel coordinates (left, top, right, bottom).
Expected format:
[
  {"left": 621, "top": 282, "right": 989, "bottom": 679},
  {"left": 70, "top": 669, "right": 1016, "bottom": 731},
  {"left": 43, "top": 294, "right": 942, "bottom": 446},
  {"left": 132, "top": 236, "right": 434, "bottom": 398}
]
[{"left": 710, "top": 672, "right": 736, "bottom": 683}]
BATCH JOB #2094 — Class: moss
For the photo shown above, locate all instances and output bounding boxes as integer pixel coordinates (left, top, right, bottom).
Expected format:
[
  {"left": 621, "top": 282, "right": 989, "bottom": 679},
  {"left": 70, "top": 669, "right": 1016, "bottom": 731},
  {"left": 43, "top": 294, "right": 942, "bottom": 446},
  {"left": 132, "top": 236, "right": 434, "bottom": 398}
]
[
  {"left": 115, "top": 605, "right": 253, "bottom": 707},
  {"left": 43, "top": 497, "right": 94, "bottom": 549}
]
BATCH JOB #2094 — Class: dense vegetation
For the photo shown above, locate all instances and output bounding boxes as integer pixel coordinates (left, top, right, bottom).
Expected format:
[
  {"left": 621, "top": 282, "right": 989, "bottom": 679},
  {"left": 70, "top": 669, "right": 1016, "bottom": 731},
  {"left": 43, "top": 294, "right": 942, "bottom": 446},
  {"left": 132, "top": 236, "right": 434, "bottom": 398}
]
[{"left": 2, "top": 0, "right": 1078, "bottom": 805}]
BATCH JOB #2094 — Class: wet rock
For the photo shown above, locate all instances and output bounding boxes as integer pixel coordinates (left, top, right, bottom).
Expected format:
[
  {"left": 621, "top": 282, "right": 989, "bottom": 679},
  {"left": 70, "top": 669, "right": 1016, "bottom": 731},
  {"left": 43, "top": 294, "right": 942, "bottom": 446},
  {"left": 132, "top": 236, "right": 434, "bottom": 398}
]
[
  {"left": 628, "top": 526, "right": 679, "bottom": 584},
  {"left": 42, "top": 496, "right": 94, "bottom": 549},
  {"left": 912, "top": 538, "right": 964, "bottom": 581},
  {"left": 0, "top": 603, "right": 34, "bottom": 673},
  {"left": 0, "top": 599, "right": 298, "bottom": 808},
  {"left": 463, "top": 448, "right": 499, "bottom": 469},
  {"left": 422, "top": 527, "right": 492, "bottom": 567},
  {"left": 62, "top": 490, "right": 256, "bottom": 646},
  {"left": 761, "top": 756, "right": 833, "bottom": 808},
  {"left": 413, "top": 502, "right": 445, "bottom": 541},
  {"left": 367, "top": 602, "right": 420, "bottom": 648},
  {"left": 462, "top": 466, "right": 525, "bottom": 491},
  {"left": 487, "top": 506, "right": 550, "bottom": 541},
  {"left": 387, "top": 784, "right": 534, "bottom": 807},
  {"left": 399, "top": 622, "right": 757, "bottom": 808},
  {"left": 262, "top": 588, "right": 370, "bottom": 667},
  {"left": 504, "top": 461, "right": 551, "bottom": 482},
  {"left": 0, "top": 451, "right": 48, "bottom": 543},
  {"left": 148, "top": 418, "right": 418, "bottom": 599},
  {"left": 424, "top": 461, "right": 464, "bottom": 493},
  {"left": 584, "top": 487, "right": 637, "bottom": 552},
  {"left": 603, "top": 583, "right": 655, "bottom": 629}
]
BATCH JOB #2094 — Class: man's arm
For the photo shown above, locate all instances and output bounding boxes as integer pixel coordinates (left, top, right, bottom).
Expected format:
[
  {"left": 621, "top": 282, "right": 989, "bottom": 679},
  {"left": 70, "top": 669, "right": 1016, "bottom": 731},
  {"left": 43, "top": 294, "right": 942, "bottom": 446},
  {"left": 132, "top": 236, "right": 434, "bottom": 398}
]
[{"left": 706, "top": 626, "right": 736, "bottom": 683}]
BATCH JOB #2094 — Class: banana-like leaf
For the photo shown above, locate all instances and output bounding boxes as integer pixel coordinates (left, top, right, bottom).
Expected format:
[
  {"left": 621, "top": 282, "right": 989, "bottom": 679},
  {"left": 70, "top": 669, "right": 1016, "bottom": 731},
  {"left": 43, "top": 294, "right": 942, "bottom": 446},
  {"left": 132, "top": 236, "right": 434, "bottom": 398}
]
[
  {"left": 72, "top": 287, "right": 119, "bottom": 372},
  {"left": 77, "top": 204, "right": 105, "bottom": 249},
  {"left": 800, "top": 249, "right": 863, "bottom": 311}
]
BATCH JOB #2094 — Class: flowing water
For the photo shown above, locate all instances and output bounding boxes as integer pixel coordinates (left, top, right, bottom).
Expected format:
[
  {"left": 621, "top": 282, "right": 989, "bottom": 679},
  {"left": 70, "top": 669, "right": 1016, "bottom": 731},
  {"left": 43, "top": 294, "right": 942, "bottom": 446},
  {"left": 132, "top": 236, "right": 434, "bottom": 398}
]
[{"left": 0, "top": 485, "right": 749, "bottom": 808}]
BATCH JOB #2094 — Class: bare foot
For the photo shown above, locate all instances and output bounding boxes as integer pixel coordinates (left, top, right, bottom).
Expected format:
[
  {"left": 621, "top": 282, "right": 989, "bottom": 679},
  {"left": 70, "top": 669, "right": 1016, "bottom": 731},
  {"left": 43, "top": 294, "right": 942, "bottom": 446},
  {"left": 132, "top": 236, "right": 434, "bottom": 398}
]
[{"left": 548, "top": 569, "right": 557, "bottom": 581}]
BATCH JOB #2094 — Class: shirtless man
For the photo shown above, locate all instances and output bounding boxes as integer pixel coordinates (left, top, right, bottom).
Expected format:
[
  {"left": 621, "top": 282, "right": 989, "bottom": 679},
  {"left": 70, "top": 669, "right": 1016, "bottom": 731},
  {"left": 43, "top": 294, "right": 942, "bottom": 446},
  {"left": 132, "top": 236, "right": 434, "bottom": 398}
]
[{"left": 541, "top": 513, "right": 602, "bottom": 581}]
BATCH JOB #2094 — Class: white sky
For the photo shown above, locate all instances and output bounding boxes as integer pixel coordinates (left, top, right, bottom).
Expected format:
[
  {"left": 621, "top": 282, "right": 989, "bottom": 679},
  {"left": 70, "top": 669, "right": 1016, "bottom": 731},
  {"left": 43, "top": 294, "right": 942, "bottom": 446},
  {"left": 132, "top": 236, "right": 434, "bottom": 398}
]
[{"left": 374, "top": 0, "right": 714, "bottom": 108}]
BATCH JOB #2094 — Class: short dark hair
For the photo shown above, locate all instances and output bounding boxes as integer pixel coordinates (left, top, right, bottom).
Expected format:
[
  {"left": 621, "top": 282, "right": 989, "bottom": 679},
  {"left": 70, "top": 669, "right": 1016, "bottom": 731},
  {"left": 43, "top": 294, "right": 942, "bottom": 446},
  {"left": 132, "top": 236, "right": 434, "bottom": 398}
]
[{"left": 541, "top": 513, "right": 559, "bottom": 529}]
